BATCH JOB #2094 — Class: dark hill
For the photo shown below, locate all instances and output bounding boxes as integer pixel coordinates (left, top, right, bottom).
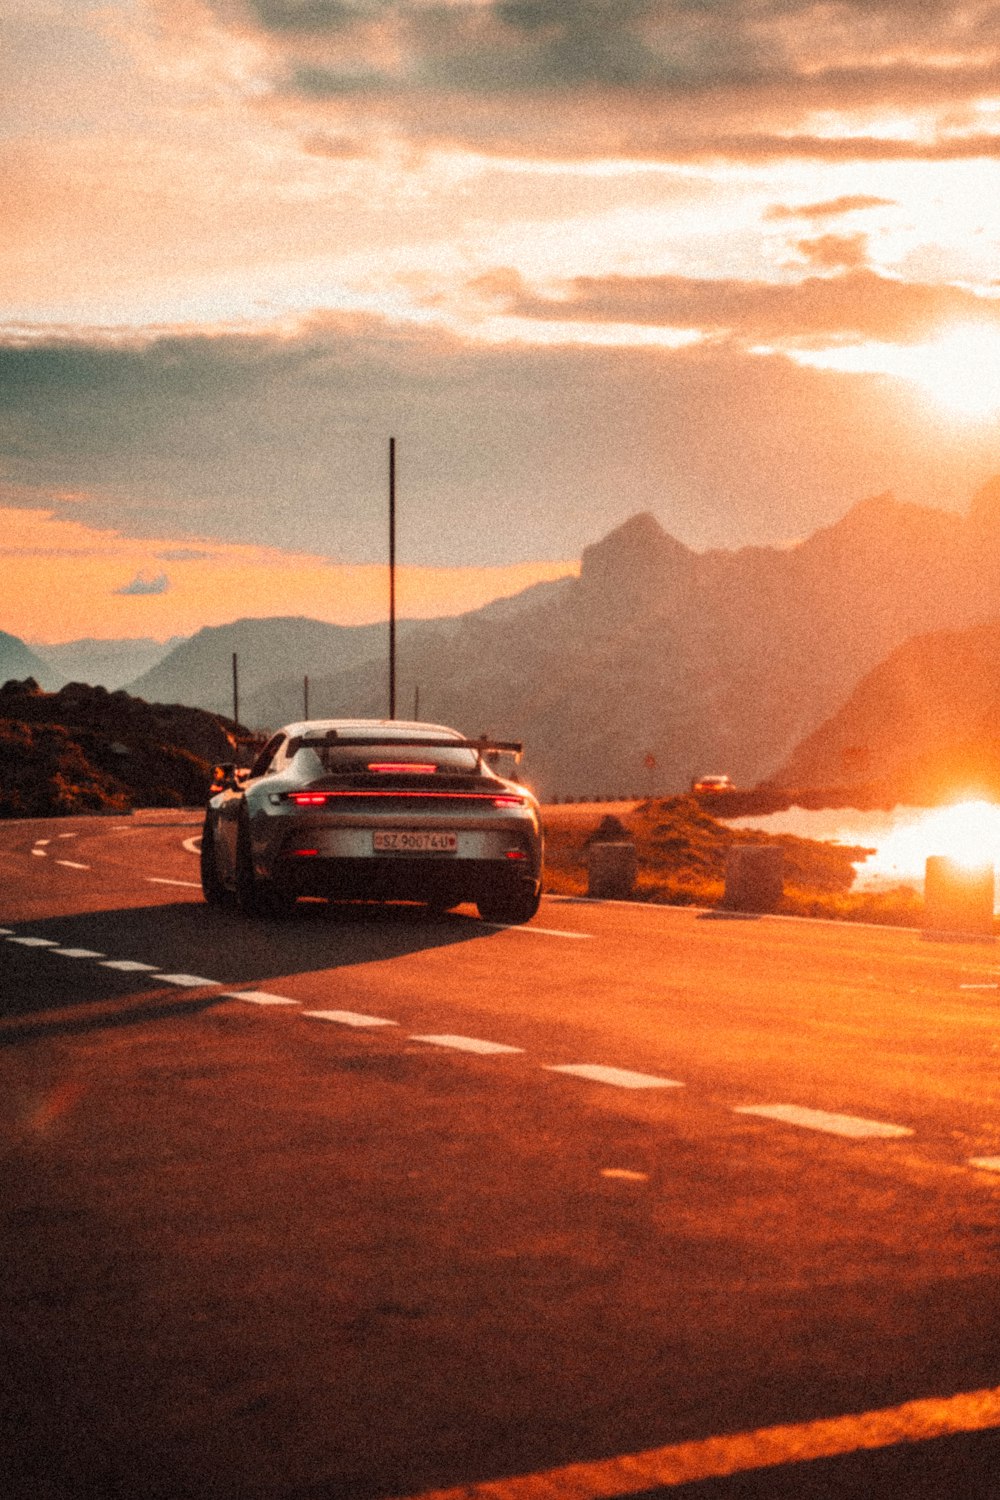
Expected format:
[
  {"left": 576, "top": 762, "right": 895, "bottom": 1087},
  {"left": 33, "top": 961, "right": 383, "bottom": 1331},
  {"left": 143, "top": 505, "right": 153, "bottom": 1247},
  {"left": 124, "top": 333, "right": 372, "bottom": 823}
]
[{"left": 0, "top": 680, "right": 244, "bottom": 817}]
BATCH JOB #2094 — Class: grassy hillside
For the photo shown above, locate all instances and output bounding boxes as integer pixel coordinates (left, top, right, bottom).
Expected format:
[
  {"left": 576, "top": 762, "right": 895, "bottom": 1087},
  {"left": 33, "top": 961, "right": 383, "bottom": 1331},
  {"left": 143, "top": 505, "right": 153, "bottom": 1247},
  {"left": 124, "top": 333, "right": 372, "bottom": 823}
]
[
  {"left": 0, "top": 679, "right": 246, "bottom": 818},
  {"left": 543, "top": 797, "right": 923, "bottom": 926}
]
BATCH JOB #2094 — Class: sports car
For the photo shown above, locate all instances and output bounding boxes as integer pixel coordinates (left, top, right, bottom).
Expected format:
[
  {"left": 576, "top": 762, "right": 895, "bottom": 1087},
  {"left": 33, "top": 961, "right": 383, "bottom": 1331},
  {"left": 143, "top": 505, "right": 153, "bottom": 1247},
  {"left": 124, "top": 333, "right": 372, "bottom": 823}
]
[{"left": 200, "top": 718, "right": 543, "bottom": 923}]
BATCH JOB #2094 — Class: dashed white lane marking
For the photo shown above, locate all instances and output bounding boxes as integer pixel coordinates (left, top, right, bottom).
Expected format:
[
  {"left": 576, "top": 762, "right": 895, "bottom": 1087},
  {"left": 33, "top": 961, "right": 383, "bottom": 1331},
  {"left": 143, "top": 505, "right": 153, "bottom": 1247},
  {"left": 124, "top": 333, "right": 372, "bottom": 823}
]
[
  {"left": 483, "top": 922, "right": 593, "bottom": 939},
  {"left": 303, "top": 1009, "right": 399, "bottom": 1028},
  {"left": 154, "top": 973, "right": 218, "bottom": 988},
  {"left": 734, "top": 1104, "right": 913, "bottom": 1140},
  {"left": 147, "top": 877, "right": 202, "bottom": 889},
  {"left": 56, "top": 860, "right": 90, "bottom": 870},
  {"left": 960, "top": 983, "right": 999, "bottom": 990},
  {"left": 56, "top": 832, "right": 76, "bottom": 839},
  {"left": 99, "top": 959, "right": 160, "bottom": 972},
  {"left": 52, "top": 948, "right": 106, "bottom": 959},
  {"left": 34, "top": 839, "right": 50, "bottom": 846},
  {"left": 411, "top": 1034, "right": 524, "bottom": 1055},
  {"left": 7, "top": 936, "right": 58, "bottom": 947},
  {"left": 386, "top": 1381, "right": 1000, "bottom": 1500},
  {"left": 546, "top": 1063, "right": 684, "bottom": 1090},
  {"left": 0, "top": 927, "right": 15, "bottom": 935},
  {"left": 31, "top": 849, "right": 47, "bottom": 857},
  {"left": 969, "top": 1157, "right": 1000, "bottom": 1172},
  {"left": 222, "top": 990, "right": 300, "bottom": 1006}
]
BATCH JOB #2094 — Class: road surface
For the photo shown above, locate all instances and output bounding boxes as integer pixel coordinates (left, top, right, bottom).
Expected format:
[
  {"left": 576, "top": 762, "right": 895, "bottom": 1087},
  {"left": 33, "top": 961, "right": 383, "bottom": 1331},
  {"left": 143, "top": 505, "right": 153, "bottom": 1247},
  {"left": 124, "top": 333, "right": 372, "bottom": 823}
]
[{"left": 2, "top": 811, "right": 1000, "bottom": 1498}]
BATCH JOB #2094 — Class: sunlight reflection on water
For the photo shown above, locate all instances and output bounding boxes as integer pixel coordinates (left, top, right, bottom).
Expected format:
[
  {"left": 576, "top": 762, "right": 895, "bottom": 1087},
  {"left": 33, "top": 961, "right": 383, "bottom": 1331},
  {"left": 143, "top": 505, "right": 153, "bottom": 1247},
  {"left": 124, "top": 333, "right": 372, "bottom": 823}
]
[{"left": 729, "top": 799, "right": 1000, "bottom": 895}]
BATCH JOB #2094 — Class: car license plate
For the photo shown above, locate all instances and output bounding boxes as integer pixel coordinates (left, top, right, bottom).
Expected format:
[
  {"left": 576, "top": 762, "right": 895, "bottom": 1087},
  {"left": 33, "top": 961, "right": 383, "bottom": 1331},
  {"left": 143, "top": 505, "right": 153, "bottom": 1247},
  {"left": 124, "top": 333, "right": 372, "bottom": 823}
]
[{"left": 373, "top": 830, "right": 458, "bottom": 854}]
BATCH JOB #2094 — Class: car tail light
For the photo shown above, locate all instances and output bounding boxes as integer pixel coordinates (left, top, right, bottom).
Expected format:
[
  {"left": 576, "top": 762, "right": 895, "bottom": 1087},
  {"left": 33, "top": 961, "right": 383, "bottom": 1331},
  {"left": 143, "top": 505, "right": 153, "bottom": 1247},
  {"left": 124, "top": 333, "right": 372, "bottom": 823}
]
[
  {"left": 366, "top": 762, "right": 436, "bottom": 774},
  {"left": 292, "top": 848, "right": 319, "bottom": 857},
  {"left": 284, "top": 790, "right": 527, "bottom": 805},
  {"left": 505, "top": 849, "right": 527, "bottom": 860}
]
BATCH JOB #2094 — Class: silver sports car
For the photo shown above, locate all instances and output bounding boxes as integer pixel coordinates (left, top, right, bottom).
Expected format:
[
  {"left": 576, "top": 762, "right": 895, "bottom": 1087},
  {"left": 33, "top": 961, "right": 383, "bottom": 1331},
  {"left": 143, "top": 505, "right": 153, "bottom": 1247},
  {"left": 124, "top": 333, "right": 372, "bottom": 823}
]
[{"left": 200, "top": 718, "right": 543, "bottom": 923}]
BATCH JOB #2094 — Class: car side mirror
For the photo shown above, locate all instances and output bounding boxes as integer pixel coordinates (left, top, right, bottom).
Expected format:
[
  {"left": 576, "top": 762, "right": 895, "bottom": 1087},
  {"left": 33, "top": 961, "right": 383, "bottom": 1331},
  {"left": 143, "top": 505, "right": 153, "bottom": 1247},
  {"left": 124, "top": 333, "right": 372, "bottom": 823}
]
[{"left": 212, "top": 762, "right": 241, "bottom": 792}]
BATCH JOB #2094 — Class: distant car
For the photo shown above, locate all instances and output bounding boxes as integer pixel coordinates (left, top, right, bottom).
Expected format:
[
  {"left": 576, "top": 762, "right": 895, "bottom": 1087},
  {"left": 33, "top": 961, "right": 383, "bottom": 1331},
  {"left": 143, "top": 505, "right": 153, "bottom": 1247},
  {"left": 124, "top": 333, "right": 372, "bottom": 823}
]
[
  {"left": 200, "top": 719, "right": 543, "bottom": 923},
  {"left": 692, "top": 774, "right": 734, "bottom": 794}
]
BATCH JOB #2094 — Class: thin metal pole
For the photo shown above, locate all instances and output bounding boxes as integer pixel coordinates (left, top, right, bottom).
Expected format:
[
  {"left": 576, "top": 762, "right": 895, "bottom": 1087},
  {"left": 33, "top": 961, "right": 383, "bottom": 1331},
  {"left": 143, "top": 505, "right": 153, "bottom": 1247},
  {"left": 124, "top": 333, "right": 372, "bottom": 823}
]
[
  {"left": 303, "top": 674, "right": 309, "bottom": 720},
  {"left": 389, "top": 436, "right": 397, "bottom": 720},
  {"left": 232, "top": 651, "right": 239, "bottom": 728},
  {"left": 413, "top": 684, "right": 420, "bottom": 721}
]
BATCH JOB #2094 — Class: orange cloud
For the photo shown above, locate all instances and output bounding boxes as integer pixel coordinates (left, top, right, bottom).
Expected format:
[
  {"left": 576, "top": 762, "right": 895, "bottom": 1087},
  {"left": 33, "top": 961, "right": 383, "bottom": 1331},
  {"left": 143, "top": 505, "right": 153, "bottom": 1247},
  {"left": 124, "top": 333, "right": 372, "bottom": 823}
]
[{"left": 0, "top": 507, "right": 577, "bottom": 643}]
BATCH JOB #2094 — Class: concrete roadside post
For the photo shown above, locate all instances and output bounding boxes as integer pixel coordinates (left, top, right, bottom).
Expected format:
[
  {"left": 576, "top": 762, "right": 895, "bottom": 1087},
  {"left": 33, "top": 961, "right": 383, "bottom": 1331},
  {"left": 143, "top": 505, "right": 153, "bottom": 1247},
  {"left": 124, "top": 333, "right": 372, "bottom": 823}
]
[
  {"left": 587, "top": 814, "right": 637, "bottom": 899},
  {"left": 923, "top": 856, "right": 995, "bottom": 940},
  {"left": 723, "top": 844, "right": 784, "bottom": 913}
]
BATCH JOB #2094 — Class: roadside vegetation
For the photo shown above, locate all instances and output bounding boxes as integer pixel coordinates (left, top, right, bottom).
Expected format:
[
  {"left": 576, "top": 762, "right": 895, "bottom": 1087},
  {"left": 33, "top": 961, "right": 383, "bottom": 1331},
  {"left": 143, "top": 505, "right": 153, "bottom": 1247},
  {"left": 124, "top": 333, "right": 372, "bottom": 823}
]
[{"left": 542, "top": 796, "right": 925, "bottom": 927}]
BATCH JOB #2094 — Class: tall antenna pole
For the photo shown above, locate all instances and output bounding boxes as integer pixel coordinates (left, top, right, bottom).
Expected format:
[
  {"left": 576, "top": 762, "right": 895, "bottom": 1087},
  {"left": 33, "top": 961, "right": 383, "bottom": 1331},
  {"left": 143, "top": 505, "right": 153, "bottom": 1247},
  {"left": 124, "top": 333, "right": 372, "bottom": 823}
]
[
  {"left": 232, "top": 651, "right": 239, "bottom": 729},
  {"left": 389, "top": 436, "right": 397, "bottom": 720},
  {"left": 303, "top": 673, "right": 309, "bottom": 720}
]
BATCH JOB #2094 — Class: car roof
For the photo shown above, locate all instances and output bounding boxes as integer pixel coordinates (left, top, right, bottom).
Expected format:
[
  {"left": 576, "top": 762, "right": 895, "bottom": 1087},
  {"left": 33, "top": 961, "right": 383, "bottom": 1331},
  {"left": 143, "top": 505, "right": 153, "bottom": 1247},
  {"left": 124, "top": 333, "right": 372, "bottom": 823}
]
[{"left": 279, "top": 718, "right": 465, "bottom": 742}]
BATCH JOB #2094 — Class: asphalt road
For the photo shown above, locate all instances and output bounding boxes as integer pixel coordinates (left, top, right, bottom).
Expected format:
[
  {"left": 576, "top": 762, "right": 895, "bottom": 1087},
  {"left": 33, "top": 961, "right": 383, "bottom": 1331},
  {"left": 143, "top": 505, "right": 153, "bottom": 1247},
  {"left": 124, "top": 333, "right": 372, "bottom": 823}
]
[{"left": 3, "top": 811, "right": 1000, "bottom": 1499}]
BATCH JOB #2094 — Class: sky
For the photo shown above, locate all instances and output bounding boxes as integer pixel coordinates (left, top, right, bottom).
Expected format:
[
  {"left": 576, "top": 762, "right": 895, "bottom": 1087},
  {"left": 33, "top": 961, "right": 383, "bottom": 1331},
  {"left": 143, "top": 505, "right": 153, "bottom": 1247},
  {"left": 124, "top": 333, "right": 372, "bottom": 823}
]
[{"left": 6, "top": 0, "right": 1000, "bottom": 641}]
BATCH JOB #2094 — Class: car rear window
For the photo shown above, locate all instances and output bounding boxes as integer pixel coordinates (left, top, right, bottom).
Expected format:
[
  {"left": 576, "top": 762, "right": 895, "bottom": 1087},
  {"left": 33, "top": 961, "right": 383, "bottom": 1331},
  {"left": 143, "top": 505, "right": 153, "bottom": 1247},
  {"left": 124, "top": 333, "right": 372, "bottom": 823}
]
[{"left": 293, "top": 742, "right": 481, "bottom": 776}]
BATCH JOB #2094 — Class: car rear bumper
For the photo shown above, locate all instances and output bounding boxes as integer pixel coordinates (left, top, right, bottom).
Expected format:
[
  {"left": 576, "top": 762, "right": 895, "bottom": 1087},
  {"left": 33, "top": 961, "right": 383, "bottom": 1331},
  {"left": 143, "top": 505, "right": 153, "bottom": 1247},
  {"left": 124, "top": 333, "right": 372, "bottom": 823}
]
[{"left": 272, "top": 853, "right": 540, "bottom": 905}]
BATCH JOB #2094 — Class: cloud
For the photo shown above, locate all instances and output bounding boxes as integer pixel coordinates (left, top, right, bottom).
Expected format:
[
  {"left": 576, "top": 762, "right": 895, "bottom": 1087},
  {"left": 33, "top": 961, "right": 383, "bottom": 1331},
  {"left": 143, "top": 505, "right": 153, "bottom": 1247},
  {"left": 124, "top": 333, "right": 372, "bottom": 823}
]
[
  {"left": 116, "top": 572, "right": 170, "bottom": 595},
  {"left": 4, "top": 314, "right": 1000, "bottom": 583},
  {"left": 479, "top": 266, "right": 1000, "bottom": 345},
  {"left": 765, "top": 196, "right": 895, "bottom": 222},
  {"left": 181, "top": 0, "right": 1000, "bottom": 161},
  {"left": 795, "top": 234, "right": 870, "bottom": 272}
]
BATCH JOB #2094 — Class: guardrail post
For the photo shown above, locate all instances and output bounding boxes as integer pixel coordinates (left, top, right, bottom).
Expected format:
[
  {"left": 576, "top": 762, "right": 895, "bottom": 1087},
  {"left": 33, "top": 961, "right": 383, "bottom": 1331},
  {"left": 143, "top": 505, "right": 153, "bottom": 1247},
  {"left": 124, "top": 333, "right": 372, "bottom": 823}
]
[
  {"left": 923, "top": 857, "right": 995, "bottom": 940},
  {"left": 588, "top": 842, "right": 636, "bottom": 899},
  {"left": 723, "top": 845, "right": 784, "bottom": 913}
]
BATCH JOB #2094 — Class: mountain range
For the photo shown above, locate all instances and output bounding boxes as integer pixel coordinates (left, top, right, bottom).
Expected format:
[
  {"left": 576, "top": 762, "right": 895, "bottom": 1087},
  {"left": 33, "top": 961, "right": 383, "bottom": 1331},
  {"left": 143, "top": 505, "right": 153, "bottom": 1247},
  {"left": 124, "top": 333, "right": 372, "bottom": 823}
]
[
  {"left": 9, "top": 479, "right": 1000, "bottom": 800},
  {"left": 771, "top": 618, "right": 1000, "bottom": 805}
]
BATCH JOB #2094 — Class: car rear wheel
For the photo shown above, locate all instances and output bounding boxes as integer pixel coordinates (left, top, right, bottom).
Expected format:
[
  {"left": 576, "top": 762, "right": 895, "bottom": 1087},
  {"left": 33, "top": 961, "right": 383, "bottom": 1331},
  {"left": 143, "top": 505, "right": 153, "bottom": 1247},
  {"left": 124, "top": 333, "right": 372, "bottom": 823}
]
[
  {"left": 200, "top": 815, "right": 232, "bottom": 907},
  {"left": 477, "top": 882, "right": 541, "bottom": 925},
  {"left": 235, "top": 813, "right": 295, "bottom": 918}
]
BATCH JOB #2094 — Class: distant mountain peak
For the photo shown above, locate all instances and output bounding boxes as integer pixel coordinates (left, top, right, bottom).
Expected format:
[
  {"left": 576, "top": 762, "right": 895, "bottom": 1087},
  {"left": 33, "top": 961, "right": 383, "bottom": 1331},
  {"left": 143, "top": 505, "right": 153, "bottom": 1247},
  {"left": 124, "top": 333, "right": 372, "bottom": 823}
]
[{"left": 580, "top": 511, "right": 692, "bottom": 593}]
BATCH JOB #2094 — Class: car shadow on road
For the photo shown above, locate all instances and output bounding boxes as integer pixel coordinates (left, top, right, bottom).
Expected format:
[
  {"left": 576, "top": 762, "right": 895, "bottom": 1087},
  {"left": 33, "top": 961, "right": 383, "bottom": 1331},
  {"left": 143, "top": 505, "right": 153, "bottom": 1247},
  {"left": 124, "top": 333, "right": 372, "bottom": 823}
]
[{"left": 0, "top": 898, "right": 501, "bottom": 1036}]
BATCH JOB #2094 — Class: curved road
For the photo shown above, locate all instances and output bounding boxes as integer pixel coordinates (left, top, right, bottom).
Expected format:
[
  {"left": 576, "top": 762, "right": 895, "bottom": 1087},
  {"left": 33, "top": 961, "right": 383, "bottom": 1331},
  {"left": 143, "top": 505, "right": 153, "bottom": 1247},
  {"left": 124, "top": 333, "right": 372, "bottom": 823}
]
[{"left": 3, "top": 811, "right": 1000, "bottom": 1498}]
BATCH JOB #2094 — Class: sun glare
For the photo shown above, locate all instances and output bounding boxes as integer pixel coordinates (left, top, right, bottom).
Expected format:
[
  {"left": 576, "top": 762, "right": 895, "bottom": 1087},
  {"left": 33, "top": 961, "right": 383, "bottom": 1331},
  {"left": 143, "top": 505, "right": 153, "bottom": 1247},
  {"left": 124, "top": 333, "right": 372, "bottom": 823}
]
[
  {"left": 866, "top": 800, "right": 1000, "bottom": 881},
  {"left": 791, "top": 322, "right": 1000, "bottom": 420}
]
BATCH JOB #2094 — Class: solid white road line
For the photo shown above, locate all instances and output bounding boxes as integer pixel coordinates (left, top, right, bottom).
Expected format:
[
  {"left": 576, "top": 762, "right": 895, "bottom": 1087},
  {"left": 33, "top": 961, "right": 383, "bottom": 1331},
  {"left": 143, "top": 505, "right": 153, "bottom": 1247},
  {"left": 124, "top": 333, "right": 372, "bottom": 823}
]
[
  {"left": 99, "top": 959, "right": 160, "bottom": 972},
  {"left": 546, "top": 1063, "right": 684, "bottom": 1090},
  {"left": 960, "top": 983, "right": 999, "bottom": 990},
  {"left": 0, "top": 927, "right": 15, "bottom": 935},
  {"left": 483, "top": 922, "right": 593, "bottom": 939},
  {"left": 969, "top": 1157, "right": 1000, "bottom": 1172},
  {"left": 387, "top": 1382, "right": 1000, "bottom": 1500},
  {"left": 7, "top": 936, "right": 58, "bottom": 947},
  {"left": 52, "top": 948, "right": 106, "bottom": 959},
  {"left": 147, "top": 877, "right": 202, "bottom": 889},
  {"left": 411, "top": 1034, "right": 523, "bottom": 1055},
  {"left": 222, "top": 990, "right": 300, "bottom": 1006},
  {"left": 56, "top": 860, "right": 90, "bottom": 870},
  {"left": 303, "top": 1009, "right": 399, "bottom": 1028},
  {"left": 154, "top": 973, "right": 218, "bottom": 988},
  {"left": 734, "top": 1104, "right": 913, "bottom": 1140}
]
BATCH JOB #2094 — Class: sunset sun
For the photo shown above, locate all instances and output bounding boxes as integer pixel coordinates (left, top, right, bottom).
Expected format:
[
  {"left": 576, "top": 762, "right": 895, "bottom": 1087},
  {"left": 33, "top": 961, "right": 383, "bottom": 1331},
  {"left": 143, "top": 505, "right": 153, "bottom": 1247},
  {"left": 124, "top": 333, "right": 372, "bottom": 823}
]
[{"left": 901, "top": 324, "right": 1000, "bottom": 419}]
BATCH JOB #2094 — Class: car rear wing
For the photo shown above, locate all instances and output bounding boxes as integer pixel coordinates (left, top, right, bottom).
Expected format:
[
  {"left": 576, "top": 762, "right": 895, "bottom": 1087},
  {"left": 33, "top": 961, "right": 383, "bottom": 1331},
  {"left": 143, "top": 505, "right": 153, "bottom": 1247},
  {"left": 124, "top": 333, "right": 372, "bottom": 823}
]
[{"left": 286, "top": 732, "right": 523, "bottom": 765}]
